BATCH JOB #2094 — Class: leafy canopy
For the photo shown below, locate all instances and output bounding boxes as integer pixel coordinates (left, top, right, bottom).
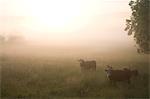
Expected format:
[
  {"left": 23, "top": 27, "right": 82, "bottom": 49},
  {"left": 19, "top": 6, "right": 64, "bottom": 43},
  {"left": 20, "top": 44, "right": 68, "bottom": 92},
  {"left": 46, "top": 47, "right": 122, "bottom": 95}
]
[{"left": 125, "top": 0, "right": 149, "bottom": 54}]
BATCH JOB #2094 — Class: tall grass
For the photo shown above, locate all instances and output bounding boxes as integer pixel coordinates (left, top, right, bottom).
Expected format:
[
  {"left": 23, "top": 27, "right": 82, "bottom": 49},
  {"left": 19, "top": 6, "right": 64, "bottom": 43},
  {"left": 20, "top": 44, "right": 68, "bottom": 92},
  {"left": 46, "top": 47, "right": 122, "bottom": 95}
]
[{"left": 1, "top": 55, "right": 149, "bottom": 99}]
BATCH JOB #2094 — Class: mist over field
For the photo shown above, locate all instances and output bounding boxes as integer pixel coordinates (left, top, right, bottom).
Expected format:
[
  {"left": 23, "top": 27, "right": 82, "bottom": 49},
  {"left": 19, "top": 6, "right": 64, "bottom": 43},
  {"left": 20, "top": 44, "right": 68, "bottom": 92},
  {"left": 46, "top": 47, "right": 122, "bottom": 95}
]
[
  {"left": 1, "top": 38, "right": 148, "bottom": 61},
  {"left": 1, "top": 41, "right": 149, "bottom": 99},
  {"left": 0, "top": 0, "right": 149, "bottom": 98}
]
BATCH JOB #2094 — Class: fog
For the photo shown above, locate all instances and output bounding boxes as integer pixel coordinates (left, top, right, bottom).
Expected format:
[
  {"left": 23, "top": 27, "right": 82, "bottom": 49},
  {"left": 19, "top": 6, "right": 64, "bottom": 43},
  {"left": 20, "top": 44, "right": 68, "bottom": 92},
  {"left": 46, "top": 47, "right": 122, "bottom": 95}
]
[{"left": 0, "top": 0, "right": 148, "bottom": 61}]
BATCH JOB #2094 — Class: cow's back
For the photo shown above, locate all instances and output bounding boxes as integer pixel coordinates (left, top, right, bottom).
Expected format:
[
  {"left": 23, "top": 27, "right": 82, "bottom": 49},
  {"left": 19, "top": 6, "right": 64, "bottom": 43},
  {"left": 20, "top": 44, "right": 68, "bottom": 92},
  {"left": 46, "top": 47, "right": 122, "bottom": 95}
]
[
  {"left": 109, "top": 70, "right": 131, "bottom": 81},
  {"left": 80, "top": 60, "right": 96, "bottom": 72}
]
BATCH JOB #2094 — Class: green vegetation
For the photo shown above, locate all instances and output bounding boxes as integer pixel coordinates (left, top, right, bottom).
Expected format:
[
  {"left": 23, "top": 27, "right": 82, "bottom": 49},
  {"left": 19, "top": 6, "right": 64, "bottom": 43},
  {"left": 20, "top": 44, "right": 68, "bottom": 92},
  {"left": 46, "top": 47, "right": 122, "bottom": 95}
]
[
  {"left": 1, "top": 55, "right": 149, "bottom": 99},
  {"left": 125, "top": 0, "right": 149, "bottom": 54}
]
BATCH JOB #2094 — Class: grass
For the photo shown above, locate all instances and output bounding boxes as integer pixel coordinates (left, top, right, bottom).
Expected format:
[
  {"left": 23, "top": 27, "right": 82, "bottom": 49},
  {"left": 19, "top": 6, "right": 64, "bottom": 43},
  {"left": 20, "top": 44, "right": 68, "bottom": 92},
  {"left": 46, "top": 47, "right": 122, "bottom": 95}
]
[{"left": 1, "top": 55, "right": 149, "bottom": 99}]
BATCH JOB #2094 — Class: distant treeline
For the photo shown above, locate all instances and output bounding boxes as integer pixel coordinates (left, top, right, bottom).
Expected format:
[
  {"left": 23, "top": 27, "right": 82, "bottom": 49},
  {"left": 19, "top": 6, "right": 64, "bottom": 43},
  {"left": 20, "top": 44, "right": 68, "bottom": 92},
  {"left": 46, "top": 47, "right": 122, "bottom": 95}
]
[{"left": 0, "top": 34, "right": 25, "bottom": 44}]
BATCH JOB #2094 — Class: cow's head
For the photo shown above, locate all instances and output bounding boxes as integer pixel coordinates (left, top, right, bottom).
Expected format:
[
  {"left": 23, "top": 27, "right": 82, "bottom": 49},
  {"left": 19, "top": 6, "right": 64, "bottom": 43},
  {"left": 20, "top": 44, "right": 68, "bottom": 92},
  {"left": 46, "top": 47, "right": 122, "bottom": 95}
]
[
  {"left": 105, "top": 69, "right": 108, "bottom": 72},
  {"left": 105, "top": 69, "right": 112, "bottom": 77}
]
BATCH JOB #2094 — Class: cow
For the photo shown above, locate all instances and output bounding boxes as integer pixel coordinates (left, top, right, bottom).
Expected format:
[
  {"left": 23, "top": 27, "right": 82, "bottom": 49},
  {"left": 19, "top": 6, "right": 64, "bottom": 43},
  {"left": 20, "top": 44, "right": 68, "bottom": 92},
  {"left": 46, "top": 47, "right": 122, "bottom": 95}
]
[
  {"left": 105, "top": 66, "right": 138, "bottom": 84},
  {"left": 78, "top": 59, "right": 96, "bottom": 72}
]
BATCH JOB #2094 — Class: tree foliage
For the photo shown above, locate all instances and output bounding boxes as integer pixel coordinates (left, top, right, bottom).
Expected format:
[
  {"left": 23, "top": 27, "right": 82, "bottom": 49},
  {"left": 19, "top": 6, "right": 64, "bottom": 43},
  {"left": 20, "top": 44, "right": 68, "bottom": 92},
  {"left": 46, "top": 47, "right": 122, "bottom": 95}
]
[{"left": 125, "top": 0, "right": 149, "bottom": 54}]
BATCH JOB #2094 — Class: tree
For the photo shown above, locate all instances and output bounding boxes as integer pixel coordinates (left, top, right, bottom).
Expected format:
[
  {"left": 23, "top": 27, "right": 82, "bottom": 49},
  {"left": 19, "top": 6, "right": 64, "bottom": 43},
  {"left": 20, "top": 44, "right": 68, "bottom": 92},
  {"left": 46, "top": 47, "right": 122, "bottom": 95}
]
[{"left": 125, "top": 0, "right": 149, "bottom": 54}]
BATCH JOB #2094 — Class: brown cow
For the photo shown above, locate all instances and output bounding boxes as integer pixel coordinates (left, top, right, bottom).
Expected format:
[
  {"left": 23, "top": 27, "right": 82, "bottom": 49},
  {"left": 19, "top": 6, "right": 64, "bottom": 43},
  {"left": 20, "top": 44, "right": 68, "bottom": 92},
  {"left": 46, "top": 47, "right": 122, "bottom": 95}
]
[
  {"left": 105, "top": 67, "right": 138, "bottom": 84},
  {"left": 78, "top": 59, "right": 96, "bottom": 72}
]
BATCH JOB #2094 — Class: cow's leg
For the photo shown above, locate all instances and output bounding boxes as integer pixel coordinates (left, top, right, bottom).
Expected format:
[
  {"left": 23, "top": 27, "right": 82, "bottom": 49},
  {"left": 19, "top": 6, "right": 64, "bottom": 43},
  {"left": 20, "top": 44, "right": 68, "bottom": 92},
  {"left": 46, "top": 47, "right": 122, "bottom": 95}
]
[
  {"left": 127, "top": 79, "right": 131, "bottom": 84},
  {"left": 109, "top": 80, "right": 115, "bottom": 86},
  {"left": 112, "top": 81, "right": 117, "bottom": 86},
  {"left": 94, "top": 66, "right": 96, "bottom": 71}
]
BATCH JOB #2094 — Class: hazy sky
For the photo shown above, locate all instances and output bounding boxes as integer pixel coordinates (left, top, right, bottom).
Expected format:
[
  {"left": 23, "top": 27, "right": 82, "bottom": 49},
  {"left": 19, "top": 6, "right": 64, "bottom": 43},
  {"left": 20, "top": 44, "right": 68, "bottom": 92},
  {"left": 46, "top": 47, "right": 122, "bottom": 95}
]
[{"left": 0, "top": 0, "right": 135, "bottom": 48}]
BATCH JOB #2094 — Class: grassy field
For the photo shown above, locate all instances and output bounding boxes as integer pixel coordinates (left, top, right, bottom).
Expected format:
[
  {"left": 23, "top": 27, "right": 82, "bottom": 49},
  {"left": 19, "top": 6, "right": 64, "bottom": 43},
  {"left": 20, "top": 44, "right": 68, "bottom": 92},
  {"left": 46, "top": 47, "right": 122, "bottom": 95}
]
[{"left": 1, "top": 54, "right": 149, "bottom": 99}]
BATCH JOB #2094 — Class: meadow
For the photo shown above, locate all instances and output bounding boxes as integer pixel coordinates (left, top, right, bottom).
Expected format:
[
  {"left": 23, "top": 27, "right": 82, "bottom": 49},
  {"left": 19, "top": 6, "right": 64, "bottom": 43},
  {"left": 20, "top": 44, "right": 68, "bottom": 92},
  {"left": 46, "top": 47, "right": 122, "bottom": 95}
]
[{"left": 1, "top": 52, "right": 149, "bottom": 99}]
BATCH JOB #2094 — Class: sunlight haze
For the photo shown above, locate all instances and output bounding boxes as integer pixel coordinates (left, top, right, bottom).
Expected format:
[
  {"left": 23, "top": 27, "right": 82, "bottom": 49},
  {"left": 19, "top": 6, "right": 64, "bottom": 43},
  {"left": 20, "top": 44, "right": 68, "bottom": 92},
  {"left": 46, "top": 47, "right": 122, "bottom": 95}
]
[{"left": 0, "top": 0, "right": 134, "bottom": 48}]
